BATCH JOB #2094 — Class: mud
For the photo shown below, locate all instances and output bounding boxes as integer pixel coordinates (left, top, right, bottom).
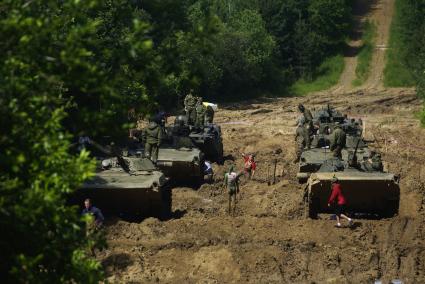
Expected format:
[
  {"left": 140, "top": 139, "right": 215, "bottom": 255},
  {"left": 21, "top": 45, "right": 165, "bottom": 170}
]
[
  {"left": 97, "top": 87, "right": 425, "bottom": 283},
  {"left": 96, "top": 0, "right": 425, "bottom": 281}
]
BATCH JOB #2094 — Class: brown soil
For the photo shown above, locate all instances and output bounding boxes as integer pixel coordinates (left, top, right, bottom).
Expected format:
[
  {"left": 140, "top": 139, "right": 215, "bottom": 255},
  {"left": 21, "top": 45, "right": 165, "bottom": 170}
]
[
  {"left": 98, "top": 88, "right": 425, "bottom": 283},
  {"left": 98, "top": 1, "right": 425, "bottom": 283}
]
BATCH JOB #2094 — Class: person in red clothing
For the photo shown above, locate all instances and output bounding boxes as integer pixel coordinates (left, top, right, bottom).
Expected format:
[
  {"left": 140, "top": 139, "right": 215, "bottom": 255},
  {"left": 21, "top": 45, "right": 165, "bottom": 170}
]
[
  {"left": 327, "top": 176, "right": 353, "bottom": 228},
  {"left": 242, "top": 153, "right": 256, "bottom": 179}
]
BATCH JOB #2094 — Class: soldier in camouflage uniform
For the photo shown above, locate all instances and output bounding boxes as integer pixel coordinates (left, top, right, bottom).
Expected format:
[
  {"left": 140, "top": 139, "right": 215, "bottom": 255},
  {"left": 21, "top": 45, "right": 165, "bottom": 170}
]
[
  {"left": 224, "top": 165, "right": 242, "bottom": 216},
  {"left": 195, "top": 97, "right": 205, "bottom": 131},
  {"left": 184, "top": 90, "right": 197, "bottom": 125},
  {"left": 298, "top": 104, "right": 313, "bottom": 146},
  {"left": 143, "top": 118, "right": 162, "bottom": 164},
  {"left": 330, "top": 123, "right": 346, "bottom": 159},
  {"left": 362, "top": 151, "right": 384, "bottom": 172},
  {"left": 294, "top": 116, "right": 309, "bottom": 163},
  {"left": 205, "top": 105, "right": 215, "bottom": 124}
]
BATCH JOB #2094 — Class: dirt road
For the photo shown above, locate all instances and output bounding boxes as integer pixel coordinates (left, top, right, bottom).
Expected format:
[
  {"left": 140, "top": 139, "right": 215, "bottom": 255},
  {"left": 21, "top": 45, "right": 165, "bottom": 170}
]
[{"left": 335, "top": 0, "right": 395, "bottom": 92}]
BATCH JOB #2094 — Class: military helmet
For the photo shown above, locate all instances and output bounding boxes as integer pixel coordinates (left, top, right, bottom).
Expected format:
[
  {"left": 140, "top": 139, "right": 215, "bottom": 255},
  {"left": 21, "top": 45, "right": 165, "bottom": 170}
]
[{"left": 298, "top": 103, "right": 305, "bottom": 112}]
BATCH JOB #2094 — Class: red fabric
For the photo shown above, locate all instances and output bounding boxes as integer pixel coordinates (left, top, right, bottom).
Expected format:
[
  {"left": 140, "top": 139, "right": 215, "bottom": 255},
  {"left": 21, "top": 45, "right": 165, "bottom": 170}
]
[
  {"left": 328, "top": 183, "right": 346, "bottom": 205},
  {"left": 243, "top": 156, "right": 256, "bottom": 171}
]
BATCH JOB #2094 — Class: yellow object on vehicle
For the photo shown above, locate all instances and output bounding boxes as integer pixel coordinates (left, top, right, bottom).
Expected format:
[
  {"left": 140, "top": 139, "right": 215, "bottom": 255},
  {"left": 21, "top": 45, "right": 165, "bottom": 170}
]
[{"left": 203, "top": 102, "right": 218, "bottom": 111}]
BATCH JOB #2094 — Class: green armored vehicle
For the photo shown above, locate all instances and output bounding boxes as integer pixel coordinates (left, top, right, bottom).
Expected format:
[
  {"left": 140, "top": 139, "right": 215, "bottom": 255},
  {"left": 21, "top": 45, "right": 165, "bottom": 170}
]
[
  {"left": 297, "top": 106, "right": 364, "bottom": 182},
  {"left": 75, "top": 140, "right": 170, "bottom": 219},
  {"left": 154, "top": 114, "right": 223, "bottom": 183},
  {"left": 304, "top": 159, "right": 400, "bottom": 218}
]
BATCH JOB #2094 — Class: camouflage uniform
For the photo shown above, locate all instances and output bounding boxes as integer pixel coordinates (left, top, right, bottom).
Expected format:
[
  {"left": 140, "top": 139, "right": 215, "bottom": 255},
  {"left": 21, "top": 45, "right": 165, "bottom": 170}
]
[
  {"left": 205, "top": 105, "right": 215, "bottom": 124},
  {"left": 184, "top": 92, "right": 197, "bottom": 125},
  {"left": 144, "top": 121, "right": 162, "bottom": 163},
  {"left": 362, "top": 152, "right": 384, "bottom": 172},
  {"left": 294, "top": 117, "right": 309, "bottom": 162},
  {"left": 330, "top": 125, "right": 346, "bottom": 159},
  {"left": 195, "top": 98, "right": 206, "bottom": 129},
  {"left": 298, "top": 104, "right": 313, "bottom": 148}
]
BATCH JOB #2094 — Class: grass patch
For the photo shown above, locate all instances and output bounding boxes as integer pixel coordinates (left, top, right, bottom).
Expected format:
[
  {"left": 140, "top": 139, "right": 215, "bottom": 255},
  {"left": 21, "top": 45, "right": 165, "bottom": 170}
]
[
  {"left": 352, "top": 21, "right": 376, "bottom": 86},
  {"left": 383, "top": 0, "right": 416, "bottom": 87},
  {"left": 291, "top": 55, "right": 345, "bottom": 96}
]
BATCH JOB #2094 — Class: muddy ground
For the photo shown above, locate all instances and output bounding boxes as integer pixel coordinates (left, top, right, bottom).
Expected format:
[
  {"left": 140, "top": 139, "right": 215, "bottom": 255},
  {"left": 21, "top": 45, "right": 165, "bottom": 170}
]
[{"left": 98, "top": 88, "right": 425, "bottom": 283}]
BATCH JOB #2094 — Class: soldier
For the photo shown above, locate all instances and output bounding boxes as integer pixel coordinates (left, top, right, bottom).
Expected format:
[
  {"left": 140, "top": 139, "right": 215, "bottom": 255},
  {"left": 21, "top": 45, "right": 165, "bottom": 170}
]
[
  {"left": 298, "top": 104, "right": 313, "bottom": 140},
  {"left": 195, "top": 97, "right": 206, "bottom": 131},
  {"left": 224, "top": 165, "right": 242, "bottom": 216},
  {"left": 144, "top": 118, "right": 162, "bottom": 163},
  {"left": 293, "top": 116, "right": 309, "bottom": 163},
  {"left": 362, "top": 151, "right": 384, "bottom": 172},
  {"left": 184, "top": 90, "right": 197, "bottom": 125},
  {"left": 205, "top": 104, "right": 215, "bottom": 124},
  {"left": 330, "top": 122, "right": 346, "bottom": 159}
]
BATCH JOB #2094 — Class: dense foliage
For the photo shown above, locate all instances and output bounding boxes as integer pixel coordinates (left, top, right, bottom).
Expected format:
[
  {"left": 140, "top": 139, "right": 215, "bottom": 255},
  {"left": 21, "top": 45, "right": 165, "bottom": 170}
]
[
  {"left": 0, "top": 0, "right": 153, "bottom": 282},
  {"left": 384, "top": 0, "right": 425, "bottom": 124},
  {"left": 0, "top": 0, "right": 353, "bottom": 281}
]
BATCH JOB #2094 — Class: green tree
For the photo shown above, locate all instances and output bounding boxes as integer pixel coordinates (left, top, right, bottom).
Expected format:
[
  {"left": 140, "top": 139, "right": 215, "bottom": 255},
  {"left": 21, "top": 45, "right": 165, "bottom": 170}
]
[{"left": 0, "top": 0, "right": 155, "bottom": 281}]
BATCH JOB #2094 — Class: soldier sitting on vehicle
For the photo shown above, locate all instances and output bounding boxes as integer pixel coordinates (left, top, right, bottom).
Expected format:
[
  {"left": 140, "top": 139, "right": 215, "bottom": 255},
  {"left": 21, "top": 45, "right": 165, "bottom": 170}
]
[{"left": 361, "top": 151, "right": 384, "bottom": 172}]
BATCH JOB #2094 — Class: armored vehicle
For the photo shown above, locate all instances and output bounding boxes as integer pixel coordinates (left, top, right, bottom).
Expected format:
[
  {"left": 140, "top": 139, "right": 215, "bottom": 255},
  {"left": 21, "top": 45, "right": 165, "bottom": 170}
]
[
  {"left": 297, "top": 138, "right": 370, "bottom": 182},
  {"left": 189, "top": 123, "right": 224, "bottom": 163},
  {"left": 154, "top": 115, "right": 223, "bottom": 183},
  {"left": 75, "top": 140, "right": 170, "bottom": 218},
  {"left": 168, "top": 114, "right": 224, "bottom": 162},
  {"left": 304, "top": 159, "right": 400, "bottom": 218},
  {"left": 157, "top": 147, "right": 204, "bottom": 183},
  {"left": 297, "top": 106, "right": 364, "bottom": 182}
]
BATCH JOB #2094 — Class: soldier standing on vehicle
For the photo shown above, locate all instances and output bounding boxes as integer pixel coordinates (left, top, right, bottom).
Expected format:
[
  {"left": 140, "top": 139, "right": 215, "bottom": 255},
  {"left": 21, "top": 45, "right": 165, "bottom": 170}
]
[
  {"left": 293, "top": 117, "right": 309, "bottom": 163},
  {"left": 330, "top": 122, "right": 346, "bottom": 159},
  {"left": 144, "top": 118, "right": 162, "bottom": 164},
  {"left": 205, "top": 104, "right": 215, "bottom": 124},
  {"left": 224, "top": 165, "right": 242, "bottom": 216},
  {"left": 195, "top": 97, "right": 206, "bottom": 131},
  {"left": 298, "top": 104, "right": 313, "bottom": 145},
  {"left": 184, "top": 90, "right": 197, "bottom": 125},
  {"left": 328, "top": 177, "right": 353, "bottom": 228}
]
